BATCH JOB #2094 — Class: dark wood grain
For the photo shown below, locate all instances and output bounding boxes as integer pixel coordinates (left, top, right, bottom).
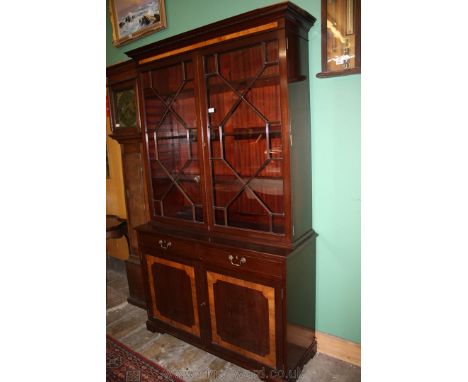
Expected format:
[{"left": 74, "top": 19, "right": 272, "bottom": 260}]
[
  {"left": 287, "top": 33, "right": 313, "bottom": 240},
  {"left": 213, "top": 279, "right": 270, "bottom": 355},
  {"left": 286, "top": 238, "right": 316, "bottom": 370},
  {"left": 108, "top": 3, "right": 318, "bottom": 380},
  {"left": 126, "top": 2, "right": 315, "bottom": 62},
  {"left": 200, "top": 245, "right": 284, "bottom": 279},
  {"left": 121, "top": 149, "right": 148, "bottom": 253},
  {"left": 206, "top": 270, "right": 277, "bottom": 367},
  {"left": 125, "top": 256, "right": 147, "bottom": 308},
  {"left": 152, "top": 262, "right": 195, "bottom": 327},
  {"left": 316, "top": 67, "right": 361, "bottom": 78},
  {"left": 106, "top": 60, "right": 137, "bottom": 85},
  {"left": 145, "top": 255, "right": 201, "bottom": 337},
  {"left": 137, "top": 220, "right": 312, "bottom": 255}
]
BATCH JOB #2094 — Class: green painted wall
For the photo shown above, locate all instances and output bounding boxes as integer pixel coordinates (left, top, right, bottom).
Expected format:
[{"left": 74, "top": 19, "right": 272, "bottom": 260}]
[{"left": 107, "top": 0, "right": 361, "bottom": 343}]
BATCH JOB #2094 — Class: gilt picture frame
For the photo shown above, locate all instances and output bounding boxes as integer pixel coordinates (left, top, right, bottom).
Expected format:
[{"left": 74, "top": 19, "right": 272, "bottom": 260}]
[{"left": 109, "top": 0, "right": 167, "bottom": 47}]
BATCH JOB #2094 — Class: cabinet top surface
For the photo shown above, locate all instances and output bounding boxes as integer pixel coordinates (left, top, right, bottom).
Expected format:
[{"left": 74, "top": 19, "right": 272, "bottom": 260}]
[{"left": 125, "top": 1, "right": 316, "bottom": 61}]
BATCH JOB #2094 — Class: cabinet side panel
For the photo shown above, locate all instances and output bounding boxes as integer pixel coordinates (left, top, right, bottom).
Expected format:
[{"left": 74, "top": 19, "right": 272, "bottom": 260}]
[
  {"left": 286, "top": 237, "right": 316, "bottom": 369},
  {"left": 121, "top": 145, "right": 150, "bottom": 307},
  {"left": 126, "top": 257, "right": 146, "bottom": 308},
  {"left": 288, "top": 35, "right": 312, "bottom": 239},
  {"left": 122, "top": 145, "right": 149, "bottom": 253}
]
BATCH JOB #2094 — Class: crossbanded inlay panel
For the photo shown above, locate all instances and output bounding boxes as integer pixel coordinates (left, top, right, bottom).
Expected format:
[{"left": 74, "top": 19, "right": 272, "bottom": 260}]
[
  {"left": 206, "top": 271, "right": 276, "bottom": 367},
  {"left": 146, "top": 256, "right": 200, "bottom": 337}
]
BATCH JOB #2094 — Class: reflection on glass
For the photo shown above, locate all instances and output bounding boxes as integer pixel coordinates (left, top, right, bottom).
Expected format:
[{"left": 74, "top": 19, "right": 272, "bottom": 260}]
[
  {"left": 205, "top": 40, "right": 285, "bottom": 234},
  {"left": 115, "top": 89, "right": 136, "bottom": 128},
  {"left": 142, "top": 60, "right": 204, "bottom": 223},
  {"left": 326, "top": 0, "right": 357, "bottom": 72}
]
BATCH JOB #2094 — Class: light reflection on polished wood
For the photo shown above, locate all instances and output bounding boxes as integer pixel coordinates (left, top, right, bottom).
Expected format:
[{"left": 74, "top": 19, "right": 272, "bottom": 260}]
[
  {"left": 139, "top": 22, "right": 279, "bottom": 65},
  {"left": 206, "top": 271, "right": 276, "bottom": 368},
  {"left": 146, "top": 256, "right": 201, "bottom": 337}
]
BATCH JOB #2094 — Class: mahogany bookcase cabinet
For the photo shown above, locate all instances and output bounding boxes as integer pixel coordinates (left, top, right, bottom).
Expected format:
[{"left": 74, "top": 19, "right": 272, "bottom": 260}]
[{"left": 107, "top": 2, "right": 318, "bottom": 380}]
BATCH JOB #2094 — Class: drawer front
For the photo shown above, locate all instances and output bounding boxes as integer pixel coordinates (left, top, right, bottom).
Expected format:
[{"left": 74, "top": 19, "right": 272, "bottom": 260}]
[
  {"left": 200, "top": 245, "right": 283, "bottom": 279},
  {"left": 138, "top": 231, "right": 198, "bottom": 259}
]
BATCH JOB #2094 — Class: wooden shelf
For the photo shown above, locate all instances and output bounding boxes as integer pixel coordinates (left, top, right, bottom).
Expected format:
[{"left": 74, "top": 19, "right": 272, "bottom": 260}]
[
  {"left": 143, "top": 86, "right": 195, "bottom": 100},
  {"left": 215, "top": 210, "right": 284, "bottom": 233},
  {"left": 146, "top": 126, "right": 282, "bottom": 141},
  {"left": 213, "top": 176, "right": 284, "bottom": 197},
  {"left": 150, "top": 174, "right": 283, "bottom": 184},
  {"left": 147, "top": 134, "right": 197, "bottom": 141},
  {"left": 151, "top": 174, "right": 201, "bottom": 183},
  {"left": 142, "top": 73, "right": 281, "bottom": 102},
  {"left": 209, "top": 125, "right": 282, "bottom": 140},
  {"left": 213, "top": 175, "right": 282, "bottom": 183},
  {"left": 206, "top": 73, "right": 280, "bottom": 93}
]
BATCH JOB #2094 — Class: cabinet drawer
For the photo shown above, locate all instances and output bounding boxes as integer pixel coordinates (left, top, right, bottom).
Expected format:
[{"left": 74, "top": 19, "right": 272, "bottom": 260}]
[
  {"left": 138, "top": 232, "right": 197, "bottom": 259},
  {"left": 200, "top": 245, "right": 283, "bottom": 279}
]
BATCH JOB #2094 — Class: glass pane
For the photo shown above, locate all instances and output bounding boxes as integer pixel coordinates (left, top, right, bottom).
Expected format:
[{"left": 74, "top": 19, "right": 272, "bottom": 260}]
[
  {"left": 227, "top": 189, "right": 271, "bottom": 231},
  {"left": 178, "top": 160, "right": 203, "bottom": 205},
  {"left": 254, "top": 162, "right": 284, "bottom": 213},
  {"left": 156, "top": 118, "right": 190, "bottom": 175},
  {"left": 326, "top": 0, "right": 357, "bottom": 72},
  {"left": 162, "top": 186, "right": 193, "bottom": 221},
  {"left": 205, "top": 40, "right": 284, "bottom": 233},
  {"left": 211, "top": 159, "right": 244, "bottom": 210},
  {"left": 143, "top": 91, "right": 166, "bottom": 130},
  {"left": 143, "top": 60, "right": 203, "bottom": 222},
  {"left": 114, "top": 89, "right": 136, "bottom": 128}
]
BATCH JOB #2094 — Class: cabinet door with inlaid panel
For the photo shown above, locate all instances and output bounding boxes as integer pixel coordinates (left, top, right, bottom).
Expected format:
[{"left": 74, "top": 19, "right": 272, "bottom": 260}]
[
  {"left": 145, "top": 255, "right": 201, "bottom": 338},
  {"left": 206, "top": 270, "right": 279, "bottom": 368}
]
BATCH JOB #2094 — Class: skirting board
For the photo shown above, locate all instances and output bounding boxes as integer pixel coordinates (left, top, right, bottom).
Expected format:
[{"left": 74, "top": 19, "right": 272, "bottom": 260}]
[{"left": 287, "top": 324, "right": 361, "bottom": 366}]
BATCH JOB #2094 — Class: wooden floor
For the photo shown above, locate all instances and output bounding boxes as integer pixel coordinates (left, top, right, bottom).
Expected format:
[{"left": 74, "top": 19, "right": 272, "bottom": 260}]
[{"left": 106, "top": 268, "right": 361, "bottom": 382}]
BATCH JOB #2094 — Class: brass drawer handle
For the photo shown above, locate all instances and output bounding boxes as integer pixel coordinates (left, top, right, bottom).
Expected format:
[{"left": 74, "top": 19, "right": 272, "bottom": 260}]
[
  {"left": 228, "top": 254, "right": 247, "bottom": 267},
  {"left": 158, "top": 239, "right": 172, "bottom": 250}
]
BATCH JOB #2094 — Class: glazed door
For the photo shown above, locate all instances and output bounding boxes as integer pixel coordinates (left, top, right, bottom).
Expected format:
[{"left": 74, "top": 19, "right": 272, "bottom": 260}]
[
  {"left": 202, "top": 35, "right": 286, "bottom": 234},
  {"left": 140, "top": 55, "right": 205, "bottom": 224},
  {"left": 206, "top": 270, "right": 279, "bottom": 368},
  {"left": 145, "top": 255, "right": 201, "bottom": 338}
]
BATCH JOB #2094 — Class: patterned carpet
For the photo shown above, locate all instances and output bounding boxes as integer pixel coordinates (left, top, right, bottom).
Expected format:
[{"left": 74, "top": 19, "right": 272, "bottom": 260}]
[{"left": 107, "top": 335, "right": 185, "bottom": 382}]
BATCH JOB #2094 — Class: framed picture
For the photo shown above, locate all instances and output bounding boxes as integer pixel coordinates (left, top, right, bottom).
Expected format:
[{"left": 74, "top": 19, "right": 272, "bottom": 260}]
[
  {"left": 317, "top": 0, "right": 360, "bottom": 78},
  {"left": 109, "top": 0, "right": 167, "bottom": 47}
]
